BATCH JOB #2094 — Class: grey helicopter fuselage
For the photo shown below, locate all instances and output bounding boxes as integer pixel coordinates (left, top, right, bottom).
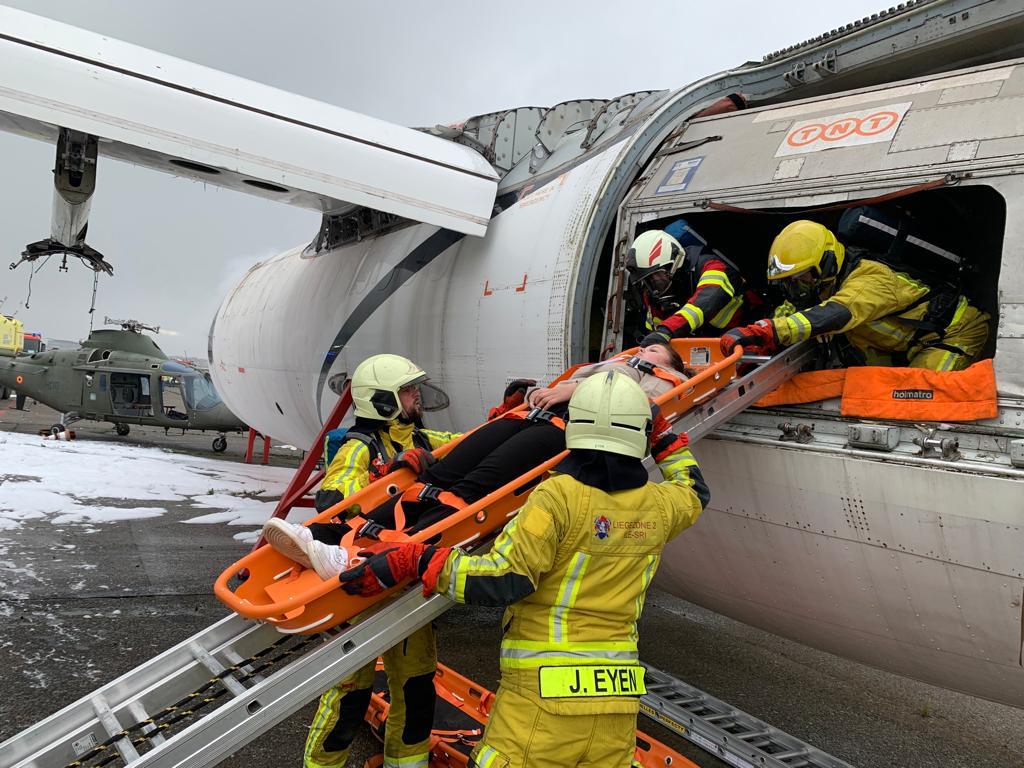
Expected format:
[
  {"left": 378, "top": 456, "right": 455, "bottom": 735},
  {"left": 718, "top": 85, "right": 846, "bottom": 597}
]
[{"left": 0, "top": 329, "right": 244, "bottom": 440}]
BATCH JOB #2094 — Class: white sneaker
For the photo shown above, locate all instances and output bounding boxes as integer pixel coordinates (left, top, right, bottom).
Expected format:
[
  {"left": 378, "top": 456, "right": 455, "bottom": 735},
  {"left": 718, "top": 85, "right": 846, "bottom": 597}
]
[
  {"left": 262, "top": 519, "right": 314, "bottom": 568},
  {"left": 306, "top": 540, "right": 350, "bottom": 580}
]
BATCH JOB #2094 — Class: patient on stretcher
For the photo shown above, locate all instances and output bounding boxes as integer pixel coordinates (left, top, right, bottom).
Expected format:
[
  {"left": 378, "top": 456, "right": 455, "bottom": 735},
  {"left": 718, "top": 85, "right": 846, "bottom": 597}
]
[{"left": 261, "top": 343, "right": 692, "bottom": 579}]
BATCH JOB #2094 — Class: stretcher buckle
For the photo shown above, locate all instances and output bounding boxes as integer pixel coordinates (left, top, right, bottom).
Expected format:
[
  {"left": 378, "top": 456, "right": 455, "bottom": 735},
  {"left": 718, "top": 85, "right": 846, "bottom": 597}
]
[
  {"left": 525, "top": 407, "right": 559, "bottom": 424},
  {"left": 417, "top": 483, "right": 443, "bottom": 502}
]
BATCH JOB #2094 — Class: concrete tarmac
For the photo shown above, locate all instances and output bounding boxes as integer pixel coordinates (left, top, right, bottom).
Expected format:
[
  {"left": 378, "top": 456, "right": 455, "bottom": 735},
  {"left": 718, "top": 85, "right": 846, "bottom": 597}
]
[{"left": 1, "top": 401, "right": 1022, "bottom": 767}]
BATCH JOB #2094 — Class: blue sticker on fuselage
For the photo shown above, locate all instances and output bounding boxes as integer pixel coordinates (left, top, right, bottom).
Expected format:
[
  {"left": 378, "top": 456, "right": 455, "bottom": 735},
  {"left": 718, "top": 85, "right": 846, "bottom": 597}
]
[{"left": 655, "top": 156, "right": 704, "bottom": 195}]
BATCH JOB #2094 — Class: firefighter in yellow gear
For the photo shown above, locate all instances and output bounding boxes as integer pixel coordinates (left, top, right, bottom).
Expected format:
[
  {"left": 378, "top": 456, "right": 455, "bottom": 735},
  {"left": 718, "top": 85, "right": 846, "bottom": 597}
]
[
  {"left": 340, "top": 371, "right": 709, "bottom": 767},
  {"left": 292, "top": 353, "right": 458, "bottom": 768},
  {"left": 721, "top": 220, "right": 990, "bottom": 371}
]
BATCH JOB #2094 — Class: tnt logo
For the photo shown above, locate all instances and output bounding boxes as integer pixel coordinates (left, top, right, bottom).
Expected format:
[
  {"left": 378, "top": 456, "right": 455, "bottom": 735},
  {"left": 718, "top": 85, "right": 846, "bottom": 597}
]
[
  {"left": 776, "top": 102, "right": 911, "bottom": 158},
  {"left": 786, "top": 111, "right": 900, "bottom": 147},
  {"left": 594, "top": 515, "right": 611, "bottom": 540}
]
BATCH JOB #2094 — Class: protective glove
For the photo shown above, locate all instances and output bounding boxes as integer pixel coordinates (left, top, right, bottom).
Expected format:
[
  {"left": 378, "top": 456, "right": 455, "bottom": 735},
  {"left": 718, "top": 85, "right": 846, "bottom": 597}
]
[
  {"left": 649, "top": 405, "right": 690, "bottom": 462},
  {"left": 721, "top": 320, "right": 778, "bottom": 357},
  {"left": 388, "top": 447, "right": 436, "bottom": 480},
  {"left": 339, "top": 541, "right": 452, "bottom": 597},
  {"left": 488, "top": 378, "right": 537, "bottom": 419},
  {"left": 640, "top": 327, "right": 672, "bottom": 347},
  {"left": 773, "top": 300, "right": 797, "bottom": 319},
  {"left": 313, "top": 488, "right": 345, "bottom": 514}
]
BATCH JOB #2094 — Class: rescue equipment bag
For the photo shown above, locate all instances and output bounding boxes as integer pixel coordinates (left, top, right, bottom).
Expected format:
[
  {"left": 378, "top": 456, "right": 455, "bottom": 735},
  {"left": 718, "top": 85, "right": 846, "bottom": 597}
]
[
  {"left": 755, "top": 361, "right": 997, "bottom": 422},
  {"left": 840, "top": 359, "right": 997, "bottom": 422}
]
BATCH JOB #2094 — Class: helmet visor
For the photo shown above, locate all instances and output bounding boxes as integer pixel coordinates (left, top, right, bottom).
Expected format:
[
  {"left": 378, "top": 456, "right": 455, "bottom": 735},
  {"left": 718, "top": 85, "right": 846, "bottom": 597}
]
[
  {"left": 640, "top": 269, "right": 673, "bottom": 297},
  {"left": 417, "top": 382, "right": 450, "bottom": 412},
  {"left": 781, "top": 270, "right": 822, "bottom": 308}
]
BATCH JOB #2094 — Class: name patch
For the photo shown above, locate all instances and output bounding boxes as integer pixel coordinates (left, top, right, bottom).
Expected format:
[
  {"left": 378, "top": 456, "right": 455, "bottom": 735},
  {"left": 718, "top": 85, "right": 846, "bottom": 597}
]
[
  {"left": 538, "top": 665, "right": 646, "bottom": 698},
  {"left": 892, "top": 389, "right": 934, "bottom": 400}
]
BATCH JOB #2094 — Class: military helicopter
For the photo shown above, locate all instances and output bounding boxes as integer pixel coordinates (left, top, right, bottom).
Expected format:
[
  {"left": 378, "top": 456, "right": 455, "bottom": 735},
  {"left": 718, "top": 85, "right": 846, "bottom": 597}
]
[{"left": 0, "top": 317, "right": 245, "bottom": 451}]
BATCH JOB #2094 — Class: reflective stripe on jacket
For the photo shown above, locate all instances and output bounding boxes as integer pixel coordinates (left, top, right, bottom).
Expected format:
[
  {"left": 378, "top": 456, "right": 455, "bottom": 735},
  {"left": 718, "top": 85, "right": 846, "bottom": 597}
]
[
  {"left": 434, "top": 445, "right": 706, "bottom": 715},
  {"left": 659, "top": 258, "right": 745, "bottom": 336},
  {"left": 320, "top": 421, "right": 458, "bottom": 501},
  {"left": 770, "top": 258, "right": 987, "bottom": 367}
]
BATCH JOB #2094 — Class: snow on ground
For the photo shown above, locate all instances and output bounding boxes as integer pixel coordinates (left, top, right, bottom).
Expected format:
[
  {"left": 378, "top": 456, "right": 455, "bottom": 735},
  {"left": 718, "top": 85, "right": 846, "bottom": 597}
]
[{"left": 0, "top": 432, "right": 296, "bottom": 538}]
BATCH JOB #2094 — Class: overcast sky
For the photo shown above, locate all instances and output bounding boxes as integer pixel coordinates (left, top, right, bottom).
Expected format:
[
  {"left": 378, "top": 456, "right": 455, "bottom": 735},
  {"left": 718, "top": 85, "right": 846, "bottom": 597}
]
[{"left": 0, "top": 0, "right": 888, "bottom": 357}]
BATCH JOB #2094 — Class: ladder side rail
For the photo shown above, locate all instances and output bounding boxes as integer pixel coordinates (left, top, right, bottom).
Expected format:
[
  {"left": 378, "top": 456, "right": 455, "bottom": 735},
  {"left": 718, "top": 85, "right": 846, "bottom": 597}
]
[
  {"left": 0, "top": 615, "right": 272, "bottom": 768},
  {"left": 675, "top": 341, "right": 818, "bottom": 443},
  {"left": 640, "top": 664, "right": 854, "bottom": 768},
  {"left": 132, "top": 590, "right": 452, "bottom": 768}
]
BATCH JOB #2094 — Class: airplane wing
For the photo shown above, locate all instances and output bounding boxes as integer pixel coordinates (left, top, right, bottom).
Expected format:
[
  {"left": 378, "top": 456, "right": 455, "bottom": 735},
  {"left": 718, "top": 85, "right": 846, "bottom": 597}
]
[{"left": 0, "top": 6, "right": 498, "bottom": 236}]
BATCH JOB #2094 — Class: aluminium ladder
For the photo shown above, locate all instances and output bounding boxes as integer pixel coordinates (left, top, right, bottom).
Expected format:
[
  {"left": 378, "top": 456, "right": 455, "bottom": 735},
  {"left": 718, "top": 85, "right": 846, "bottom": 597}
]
[
  {"left": 640, "top": 664, "right": 853, "bottom": 768},
  {"left": 0, "top": 341, "right": 816, "bottom": 768}
]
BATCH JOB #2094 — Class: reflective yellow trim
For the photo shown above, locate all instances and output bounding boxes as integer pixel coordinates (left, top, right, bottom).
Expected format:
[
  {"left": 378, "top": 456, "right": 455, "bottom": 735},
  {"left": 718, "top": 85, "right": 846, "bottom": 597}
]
[
  {"left": 500, "top": 639, "right": 638, "bottom": 668},
  {"left": 710, "top": 295, "right": 743, "bottom": 328},
  {"left": 865, "top": 317, "right": 914, "bottom": 346},
  {"left": 473, "top": 745, "right": 502, "bottom": 768},
  {"left": 678, "top": 304, "right": 704, "bottom": 331},
  {"left": 321, "top": 441, "right": 371, "bottom": 494},
  {"left": 631, "top": 554, "right": 658, "bottom": 643},
  {"left": 304, "top": 687, "right": 341, "bottom": 767},
  {"left": 781, "top": 312, "right": 813, "bottom": 342},
  {"left": 697, "top": 270, "right": 735, "bottom": 296},
  {"left": 549, "top": 552, "right": 590, "bottom": 643},
  {"left": 948, "top": 296, "right": 968, "bottom": 329},
  {"left": 538, "top": 665, "right": 646, "bottom": 698},
  {"left": 383, "top": 755, "right": 430, "bottom": 768}
]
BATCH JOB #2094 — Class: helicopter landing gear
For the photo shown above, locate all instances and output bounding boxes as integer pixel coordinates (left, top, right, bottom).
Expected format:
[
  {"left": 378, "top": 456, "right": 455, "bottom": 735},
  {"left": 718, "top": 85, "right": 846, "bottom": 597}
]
[
  {"left": 212, "top": 435, "right": 228, "bottom": 453},
  {"left": 49, "top": 423, "right": 66, "bottom": 436},
  {"left": 115, "top": 423, "right": 130, "bottom": 436}
]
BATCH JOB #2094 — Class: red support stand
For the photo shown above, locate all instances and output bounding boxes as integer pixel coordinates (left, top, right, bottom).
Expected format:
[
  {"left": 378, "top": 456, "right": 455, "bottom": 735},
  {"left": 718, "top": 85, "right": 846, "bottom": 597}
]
[
  {"left": 249, "top": 384, "right": 354, "bottom": 553},
  {"left": 243, "top": 428, "right": 272, "bottom": 465}
]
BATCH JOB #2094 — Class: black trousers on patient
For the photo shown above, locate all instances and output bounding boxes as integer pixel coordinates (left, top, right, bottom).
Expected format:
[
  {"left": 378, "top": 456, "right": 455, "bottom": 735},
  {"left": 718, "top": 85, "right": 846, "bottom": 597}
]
[{"left": 308, "top": 418, "right": 564, "bottom": 543}]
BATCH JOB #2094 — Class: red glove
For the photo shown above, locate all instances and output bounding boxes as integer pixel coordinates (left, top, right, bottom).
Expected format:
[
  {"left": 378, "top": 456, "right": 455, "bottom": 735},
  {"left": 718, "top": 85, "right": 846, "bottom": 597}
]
[
  {"left": 649, "top": 406, "right": 689, "bottom": 462},
  {"left": 721, "top": 320, "right": 778, "bottom": 357},
  {"left": 389, "top": 447, "right": 436, "bottom": 479},
  {"left": 339, "top": 541, "right": 452, "bottom": 597},
  {"left": 488, "top": 379, "right": 536, "bottom": 419}
]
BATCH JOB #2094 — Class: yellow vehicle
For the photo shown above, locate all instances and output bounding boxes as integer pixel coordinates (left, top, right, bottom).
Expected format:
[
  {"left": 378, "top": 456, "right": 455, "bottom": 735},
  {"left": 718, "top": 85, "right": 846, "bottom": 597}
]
[{"left": 0, "top": 315, "right": 24, "bottom": 358}]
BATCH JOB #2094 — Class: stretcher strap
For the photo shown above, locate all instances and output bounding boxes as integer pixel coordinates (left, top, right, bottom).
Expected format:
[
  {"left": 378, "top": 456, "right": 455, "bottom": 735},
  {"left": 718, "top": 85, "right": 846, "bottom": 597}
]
[{"left": 501, "top": 407, "right": 566, "bottom": 430}]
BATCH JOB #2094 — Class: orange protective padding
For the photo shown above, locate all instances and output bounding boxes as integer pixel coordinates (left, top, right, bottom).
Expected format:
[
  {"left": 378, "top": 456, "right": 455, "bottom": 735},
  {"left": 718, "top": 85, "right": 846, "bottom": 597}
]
[
  {"left": 755, "top": 369, "right": 847, "bottom": 407},
  {"left": 214, "top": 339, "right": 740, "bottom": 634},
  {"left": 366, "top": 662, "right": 699, "bottom": 768},
  {"left": 840, "top": 359, "right": 998, "bottom": 422}
]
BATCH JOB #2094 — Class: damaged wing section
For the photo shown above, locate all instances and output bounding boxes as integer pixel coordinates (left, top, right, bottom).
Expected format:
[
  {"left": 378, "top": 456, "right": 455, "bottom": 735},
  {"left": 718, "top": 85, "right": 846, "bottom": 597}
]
[{"left": 0, "top": 6, "right": 498, "bottom": 236}]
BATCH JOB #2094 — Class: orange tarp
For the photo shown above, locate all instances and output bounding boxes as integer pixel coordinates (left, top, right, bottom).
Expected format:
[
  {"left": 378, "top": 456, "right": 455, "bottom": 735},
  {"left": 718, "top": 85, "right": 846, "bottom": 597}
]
[
  {"left": 755, "top": 369, "right": 846, "bottom": 407},
  {"left": 840, "top": 359, "right": 997, "bottom": 421},
  {"left": 756, "top": 360, "right": 997, "bottom": 422}
]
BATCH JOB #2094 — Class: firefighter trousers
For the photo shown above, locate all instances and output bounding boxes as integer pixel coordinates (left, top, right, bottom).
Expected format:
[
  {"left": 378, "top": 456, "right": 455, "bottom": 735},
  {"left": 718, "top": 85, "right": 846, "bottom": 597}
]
[
  {"left": 304, "top": 624, "right": 437, "bottom": 768},
  {"left": 469, "top": 685, "right": 639, "bottom": 768}
]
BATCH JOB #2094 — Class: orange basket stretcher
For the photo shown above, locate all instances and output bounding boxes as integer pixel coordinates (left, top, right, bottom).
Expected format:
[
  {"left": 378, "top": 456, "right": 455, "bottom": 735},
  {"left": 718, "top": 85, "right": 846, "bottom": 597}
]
[
  {"left": 363, "top": 661, "right": 700, "bottom": 768},
  {"left": 214, "top": 339, "right": 741, "bottom": 635}
]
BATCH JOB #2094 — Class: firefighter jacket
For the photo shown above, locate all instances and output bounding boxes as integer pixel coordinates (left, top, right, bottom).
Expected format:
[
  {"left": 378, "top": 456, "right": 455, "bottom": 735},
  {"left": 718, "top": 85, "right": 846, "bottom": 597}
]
[
  {"left": 433, "top": 445, "right": 708, "bottom": 715},
  {"left": 647, "top": 248, "right": 746, "bottom": 336},
  {"left": 320, "top": 421, "right": 458, "bottom": 503},
  {"left": 768, "top": 257, "right": 989, "bottom": 369}
]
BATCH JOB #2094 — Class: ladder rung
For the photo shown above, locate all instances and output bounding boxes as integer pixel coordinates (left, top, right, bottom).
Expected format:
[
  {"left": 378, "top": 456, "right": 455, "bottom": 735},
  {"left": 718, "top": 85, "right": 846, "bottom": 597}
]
[
  {"left": 736, "top": 728, "right": 772, "bottom": 741},
  {"left": 771, "top": 749, "right": 809, "bottom": 761}
]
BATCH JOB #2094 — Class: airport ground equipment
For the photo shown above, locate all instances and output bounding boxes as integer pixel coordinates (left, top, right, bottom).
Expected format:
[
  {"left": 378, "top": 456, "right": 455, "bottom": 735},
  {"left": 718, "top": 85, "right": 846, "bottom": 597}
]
[
  {"left": 0, "top": 340, "right": 814, "bottom": 768},
  {"left": 641, "top": 664, "right": 853, "bottom": 768}
]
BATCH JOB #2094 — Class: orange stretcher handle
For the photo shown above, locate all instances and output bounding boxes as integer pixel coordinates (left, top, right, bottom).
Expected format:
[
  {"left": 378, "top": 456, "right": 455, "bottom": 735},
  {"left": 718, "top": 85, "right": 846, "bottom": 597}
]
[{"left": 213, "top": 339, "right": 741, "bottom": 622}]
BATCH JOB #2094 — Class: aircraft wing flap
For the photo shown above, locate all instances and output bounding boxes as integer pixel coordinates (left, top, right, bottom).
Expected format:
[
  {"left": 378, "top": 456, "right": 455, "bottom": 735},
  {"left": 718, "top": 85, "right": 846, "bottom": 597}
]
[{"left": 0, "top": 7, "right": 498, "bottom": 236}]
